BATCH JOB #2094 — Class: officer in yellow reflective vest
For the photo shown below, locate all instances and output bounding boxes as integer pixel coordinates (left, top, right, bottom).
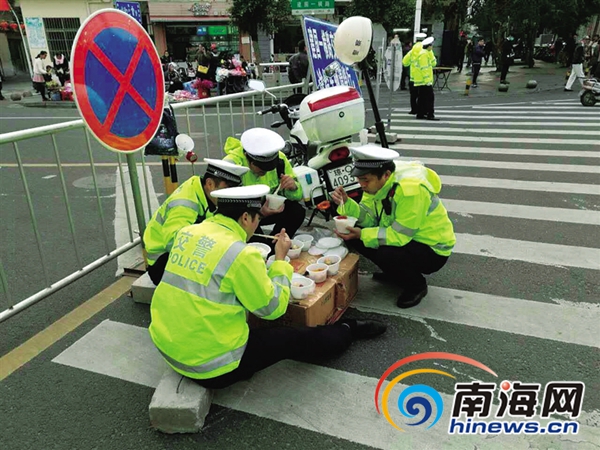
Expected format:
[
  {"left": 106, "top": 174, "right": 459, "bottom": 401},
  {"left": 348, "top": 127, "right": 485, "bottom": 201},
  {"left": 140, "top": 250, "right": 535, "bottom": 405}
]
[
  {"left": 331, "top": 145, "right": 456, "bottom": 308},
  {"left": 402, "top": 32, "right": 427, "bottom": 115},
  {"left": 223, "top": 127, "right": 306, "bottom": 242},
  {"left": 143, "top": 158, "right": 249, "bottom": 285},
  {"left": 414, "top": 36, "right": 439, "bottom": 121},
  {"left": 149, "top": 184, "right": 387, "bottom": 389}
]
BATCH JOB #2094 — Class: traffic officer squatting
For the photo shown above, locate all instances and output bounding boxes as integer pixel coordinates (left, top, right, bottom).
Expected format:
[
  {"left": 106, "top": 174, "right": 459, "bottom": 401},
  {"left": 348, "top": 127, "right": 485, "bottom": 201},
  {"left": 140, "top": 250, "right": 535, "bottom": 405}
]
[
  {"left": 148, "top": 184, "right": 387, "bottom": 389},
  {"left": 143, "top": 158, "right": 249, "bottom": 285},
  {"left": 402, "top": 32, "right": 427, "bottom": 115},
  {"left": 223, "top": 127, "right": 306, "bottom": 242},
  {"left": 415, "top": 36, "right": 439, "bottom": 121},
  {"left": 331, "top": 146, "right": 456, "bottom": 308}
]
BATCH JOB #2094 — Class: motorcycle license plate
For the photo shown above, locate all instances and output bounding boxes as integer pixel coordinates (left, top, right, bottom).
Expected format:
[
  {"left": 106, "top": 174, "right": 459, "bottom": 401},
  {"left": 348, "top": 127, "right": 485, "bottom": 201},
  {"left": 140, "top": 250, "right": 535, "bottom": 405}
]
[{"left": 327, "top": 163, "right": 355, "bottom": 189}]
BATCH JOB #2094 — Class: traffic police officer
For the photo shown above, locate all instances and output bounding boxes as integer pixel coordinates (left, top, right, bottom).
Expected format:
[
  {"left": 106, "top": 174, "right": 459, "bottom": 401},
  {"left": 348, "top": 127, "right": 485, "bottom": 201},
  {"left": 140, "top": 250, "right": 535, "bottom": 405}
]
[
  {"left": 402, "top": 32, "right": 427, "bottom": 115},
  {"left": 143, "top": 158, "right": 249, "bottom": 285},
  {"left": 415, "top": 36, "right": 438, "bottom": 120},
  {"left": 331, "top": 145, "right": 455, "bottom": 308},
  {"left": 149, "top": 184, "right": 386, "bottom": 389},
  {"left": 223, "top": 127, "right": 306, "bottom": 241}
]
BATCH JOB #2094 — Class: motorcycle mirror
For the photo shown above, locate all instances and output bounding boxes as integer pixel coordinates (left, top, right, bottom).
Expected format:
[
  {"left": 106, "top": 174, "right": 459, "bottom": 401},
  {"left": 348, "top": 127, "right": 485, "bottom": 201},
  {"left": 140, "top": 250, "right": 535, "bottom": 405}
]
[
  {"left": 248, "top": 79, "right": 278, "bottom": 99},
  {"left": 334, "top": 16, "right": 373, "bottom": 65}
]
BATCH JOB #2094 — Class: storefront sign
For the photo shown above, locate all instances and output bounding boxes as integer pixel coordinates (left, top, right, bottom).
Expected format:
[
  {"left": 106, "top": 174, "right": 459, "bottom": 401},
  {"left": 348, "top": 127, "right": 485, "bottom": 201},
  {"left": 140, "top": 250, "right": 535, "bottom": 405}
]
[
  {"left": 302, "top": 16, "right": 361, "bottom": 93},
  {"left": 115, "top": 1, "right": 142, "bottom": 24},
  {"left": 291, "top": 0, "right": 334, "bottom": 16},
  {"left": 208, "top": 25, "right": 228, "bottom": 36},
  {"left": 196, "top": 26, "right": 208, "bottom": 36},
  {"left": 189, "top": 2, "right": 211, "bottom": 16}
]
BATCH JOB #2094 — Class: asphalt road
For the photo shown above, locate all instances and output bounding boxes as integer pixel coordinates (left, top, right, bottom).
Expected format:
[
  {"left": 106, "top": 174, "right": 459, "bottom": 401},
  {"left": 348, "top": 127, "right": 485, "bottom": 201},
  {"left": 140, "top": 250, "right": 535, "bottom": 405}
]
[{"left": 0, "top": 89, "right": 599, "bottom": 450}]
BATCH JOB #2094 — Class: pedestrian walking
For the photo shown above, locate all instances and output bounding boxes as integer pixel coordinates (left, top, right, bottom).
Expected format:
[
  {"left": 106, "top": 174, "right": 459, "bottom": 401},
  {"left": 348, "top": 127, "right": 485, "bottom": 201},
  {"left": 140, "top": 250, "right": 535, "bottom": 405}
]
[
  {"left": 565, "top": 36, "right": 590, "bottom": 91},
  {"left": 588, "top": 35, "right": 599, "bottom": 78},
  {"left": 471, "top": 38, "right": 485, "bottom": 87},
  {"left": 400, "top": 41, "right": 412, "bottom": 90},
  {"left": 456, "top": 34, "right": 467, "bottom": 73},
  {"left": 32, "top": 51, "right": 49, "bottom": 101},
  {"left": 500, "top": 36, "right": 514, "bottom": 84},
  {"left": 465, "top": 38, "right": 473, "bottom": 70},
  {"left": 484, "top": 40, "right": 493, "bottom": 66},
  {"left": 415, "top": 37, "right": 438, "bottom": 121},
  {"left": 402, "top": 32, "right": 427, "bottom": 115}
]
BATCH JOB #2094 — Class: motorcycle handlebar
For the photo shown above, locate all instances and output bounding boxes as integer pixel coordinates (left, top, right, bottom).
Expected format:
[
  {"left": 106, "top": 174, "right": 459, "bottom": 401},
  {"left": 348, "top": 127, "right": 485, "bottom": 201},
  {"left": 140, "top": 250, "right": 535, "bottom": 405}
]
[{"left": 257, "top": 105, "right": 280, "bottom": 115}]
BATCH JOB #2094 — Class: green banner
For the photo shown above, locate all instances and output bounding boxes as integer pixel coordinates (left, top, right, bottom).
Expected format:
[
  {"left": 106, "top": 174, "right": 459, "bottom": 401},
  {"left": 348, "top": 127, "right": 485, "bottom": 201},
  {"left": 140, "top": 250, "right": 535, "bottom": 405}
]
[{"left": 208, "top": 25, "right": 228, "bottom": 36}]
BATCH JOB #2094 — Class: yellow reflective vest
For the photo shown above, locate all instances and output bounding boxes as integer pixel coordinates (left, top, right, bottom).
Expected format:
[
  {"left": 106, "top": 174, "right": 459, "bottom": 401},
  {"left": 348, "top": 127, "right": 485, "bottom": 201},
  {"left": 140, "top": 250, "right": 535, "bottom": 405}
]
[
  {"left": 337, "top": 161, "right": 456, "bottom": 256},
  {"left": 223, "top": 137, "right": 303, "bottom": 201},
  {"left": 414, "top": 48, "right": 437, "bottom": 87},
  {"left": 402, "top": 42, "right": 423, "bottom": 83},
  {"left": 149, "top": 214, "right": 292, "bottom": 380},
  {"left": 143, "top": 176, "right": 214, "bottom": 266}
]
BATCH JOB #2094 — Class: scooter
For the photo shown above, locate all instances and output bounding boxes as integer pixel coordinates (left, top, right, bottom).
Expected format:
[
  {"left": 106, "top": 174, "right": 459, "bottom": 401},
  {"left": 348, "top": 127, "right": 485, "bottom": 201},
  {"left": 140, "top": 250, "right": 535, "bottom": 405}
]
[
  {"left": 248, "top": 80, "right": 363, "bottom": 224},
  {"left": 579, "top": 77, "right": 599, "bottom": 106}
]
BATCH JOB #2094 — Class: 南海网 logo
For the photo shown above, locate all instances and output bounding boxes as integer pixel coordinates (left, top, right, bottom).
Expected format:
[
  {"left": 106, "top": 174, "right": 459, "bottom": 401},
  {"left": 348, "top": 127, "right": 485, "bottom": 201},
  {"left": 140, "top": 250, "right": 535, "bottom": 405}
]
[{"left": 374, "top": 352, "right": 497, "bottom": 431}]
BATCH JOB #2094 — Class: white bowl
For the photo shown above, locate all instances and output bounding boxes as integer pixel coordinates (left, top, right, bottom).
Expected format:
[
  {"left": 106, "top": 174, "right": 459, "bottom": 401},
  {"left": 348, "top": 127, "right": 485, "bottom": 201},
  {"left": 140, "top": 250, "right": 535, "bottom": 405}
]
[
  {"left": 266, "top": 194, "right": 286, "bottom": 210},
  {"left": 317, "top": 237, "right": 343, "bottom": 249},
  {"left": 294, "top": 234, "right": 314, "bottom": 251},
  {"left": 266, "top": 255, "right": 291, "bottom": 268},
  {"left": 306, "top": 263, "right": 328, "bottom": 283},
  {"left": 291, "top": 276, "right": 315, "bottom": 300},
  {"left": 333, "top": 216, "right": 358, "bottom": 234},
  {"left": 247, "top": 242, "right": 271, "bottom": 260},
  {"left": 287, "top": 239, "right": 304, "bottom": 259},
  {"left": 317, "top": 255, "right": 341, "bottom": 276}
]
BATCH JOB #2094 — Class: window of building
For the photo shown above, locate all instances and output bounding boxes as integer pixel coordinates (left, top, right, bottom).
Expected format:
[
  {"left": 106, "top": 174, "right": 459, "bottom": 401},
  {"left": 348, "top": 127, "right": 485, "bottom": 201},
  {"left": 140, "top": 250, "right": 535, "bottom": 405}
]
[{"left": 42, "top": 18, "right": 81, "bottom": 58}]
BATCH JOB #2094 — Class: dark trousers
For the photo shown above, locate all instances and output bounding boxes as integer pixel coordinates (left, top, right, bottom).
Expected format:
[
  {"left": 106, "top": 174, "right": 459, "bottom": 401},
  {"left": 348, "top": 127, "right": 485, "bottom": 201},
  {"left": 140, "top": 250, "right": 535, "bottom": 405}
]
[
  {"left": 471, "top": 63, "right": 481, "bottom": 84},
  {"left": 194, "top": 324, "right": 353, "bottom": 389},
  {"left": 456, "top": 54, "right": 465, "bottom": 72},
  {"left": 348, "top": 239, "right": 448, "bottom": 290},
  {"left": 253, "top": 200, "right": 306, "bottom": 244},
  {"left": 34, "top": 81, "right": 47, "bottom": 100},
  {"left": 409, "top": 81, "right": 418, "bottom": 113},
  {"left": 417, "top": 85, "right": 435, "bottom": 118},
  {"left": 147, "top": 252, "right": 169, "bottom": 285},
  {"left": 401, "top": 67, "right": 410, "bottom": 89},
  {"left": 500, "top": 61, "right": 510, "bottom": 82}
]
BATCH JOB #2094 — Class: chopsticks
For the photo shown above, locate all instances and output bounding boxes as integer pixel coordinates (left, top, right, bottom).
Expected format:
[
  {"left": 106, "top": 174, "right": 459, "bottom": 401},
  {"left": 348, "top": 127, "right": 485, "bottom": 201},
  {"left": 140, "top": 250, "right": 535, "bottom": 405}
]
[{"left": 253, "top": 233, "right": 279, "bottom": 240}]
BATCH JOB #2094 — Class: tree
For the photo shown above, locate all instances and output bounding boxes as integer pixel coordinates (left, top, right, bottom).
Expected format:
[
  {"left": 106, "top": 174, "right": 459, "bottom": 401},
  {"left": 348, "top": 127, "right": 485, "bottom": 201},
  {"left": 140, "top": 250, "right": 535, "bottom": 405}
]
[
  {"left": 346, "top": 0, "right": 415, "bottom": 35},
  {"left": 229, "top": 0, "right": 291, "bottom": 65}
]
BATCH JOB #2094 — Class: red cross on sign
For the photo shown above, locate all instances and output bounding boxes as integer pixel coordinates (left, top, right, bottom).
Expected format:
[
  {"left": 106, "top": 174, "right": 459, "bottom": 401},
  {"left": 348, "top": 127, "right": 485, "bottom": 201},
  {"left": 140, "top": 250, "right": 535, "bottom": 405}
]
[{"left": 71, "top": 9, "right": 165, "bottom": 153}]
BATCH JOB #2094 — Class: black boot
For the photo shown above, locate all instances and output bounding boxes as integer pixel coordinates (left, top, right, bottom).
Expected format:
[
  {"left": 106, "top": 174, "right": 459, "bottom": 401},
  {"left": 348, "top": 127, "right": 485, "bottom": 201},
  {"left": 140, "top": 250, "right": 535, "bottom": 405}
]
[
  {"left": 397, "top": 284, "right": 428, "bottom": 309},
  {"left": 338, "top": 319, "right": 387, "bottom": 339}
]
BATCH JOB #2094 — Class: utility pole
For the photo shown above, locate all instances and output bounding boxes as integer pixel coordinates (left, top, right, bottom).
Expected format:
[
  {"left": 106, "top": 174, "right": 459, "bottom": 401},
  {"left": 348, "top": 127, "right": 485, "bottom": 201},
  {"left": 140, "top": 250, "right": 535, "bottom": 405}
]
[{"left": 413, "top": 0, "right": 423, "bottom": 42}]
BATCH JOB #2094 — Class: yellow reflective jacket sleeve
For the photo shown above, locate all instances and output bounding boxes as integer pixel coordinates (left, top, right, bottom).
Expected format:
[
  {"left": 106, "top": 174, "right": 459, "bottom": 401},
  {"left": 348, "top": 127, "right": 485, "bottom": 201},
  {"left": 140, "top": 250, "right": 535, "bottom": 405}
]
[
  {"left": 360, "top": 185, "right": 430, "bottom": 248},
  {"left": 223, "top": 248, "right": 292, "bottom": 320},
  {"left": 336, "top": 198, "right": 378, "bottom": 228}
]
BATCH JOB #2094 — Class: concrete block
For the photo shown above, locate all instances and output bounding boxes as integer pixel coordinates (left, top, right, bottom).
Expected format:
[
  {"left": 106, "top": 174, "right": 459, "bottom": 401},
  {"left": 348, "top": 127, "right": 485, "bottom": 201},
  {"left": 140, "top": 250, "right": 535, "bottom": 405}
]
[
  {"left": 22, "top": 91, "right": 32, "bottom": 97},
  {"left": 149, "top": 368, "right": 214, "bottom": 434},
  {"left": 131, "top": 272, "right": 156, "bottom": 304},
  {"left": 10, "top": 93, "right": 22, "bottom": 101},
  {"left": 367, "top": 132, "right": 399, "bottom": 144}
]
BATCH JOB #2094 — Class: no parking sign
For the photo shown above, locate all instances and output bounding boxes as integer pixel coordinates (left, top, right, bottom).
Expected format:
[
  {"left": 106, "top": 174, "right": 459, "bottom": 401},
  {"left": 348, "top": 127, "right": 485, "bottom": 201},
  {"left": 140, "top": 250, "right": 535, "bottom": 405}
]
[{"left": 71, "top": 9, "right": 165, "bottom": 153}]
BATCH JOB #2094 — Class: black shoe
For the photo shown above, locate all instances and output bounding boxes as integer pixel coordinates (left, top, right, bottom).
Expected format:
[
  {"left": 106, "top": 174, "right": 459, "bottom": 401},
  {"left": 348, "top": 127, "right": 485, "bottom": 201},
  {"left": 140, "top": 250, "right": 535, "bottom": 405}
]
[
  {"left": 564, "top": 88, "right": 573, "bottom": 91},
  {"left": 416, "top": 115, "right": 426, "bottom": 120},
  {"left": 397, "top": 285, "right": 428, "bottom": 309},
  {"left": 339, "top": 319, "right": 387, "bottom": 339},
  {"left": 408, "top": 110, "right": 417, "bottom": 115},
  {"left": 426, "top": 116, "right": 440, "bottom": 121}
]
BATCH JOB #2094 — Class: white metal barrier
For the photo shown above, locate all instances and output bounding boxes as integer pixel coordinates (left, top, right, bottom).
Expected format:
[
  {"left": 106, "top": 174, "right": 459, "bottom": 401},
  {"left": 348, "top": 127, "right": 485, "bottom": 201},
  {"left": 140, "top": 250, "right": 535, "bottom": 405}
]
[{"left": 0, "top": 81, "right": 306, "bottom": 322}]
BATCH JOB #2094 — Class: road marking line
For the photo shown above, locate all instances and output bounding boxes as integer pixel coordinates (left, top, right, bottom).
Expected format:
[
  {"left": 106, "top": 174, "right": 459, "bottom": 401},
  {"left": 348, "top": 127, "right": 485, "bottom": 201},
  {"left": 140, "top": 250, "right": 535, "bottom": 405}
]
[
  {"left": 470, "top": 105, "right": 597, "bottom": 109},
  {"left": 0, "top": 162, "right": 163, "bottom": 168},
  {"left": 421, "top": 113, "right": 600, "bottom": 118},
  {"left": 445, "top": 199, "right": 600, "bottom": 225},
  {"left": 398, "top": 156, "right": 600, "bottom": 173},
  {"left": 0, "top": 277, "right": 133, "bottom": 382},
  {"left": 453, "top": 233, "right": 600, "bottom": 269},
  {"left": 396, "top": 134, "right": 597, "bottom": 145},
  {"left": 390, "top": 125, "right": 599, "bottom": 136},
  {"left": 391, "top": 143, "right": 600, "bottom": 158},
  {"left": 394, "top": 120, "right": 599, "bottom": 127},
  {"left": 52, "top": 320, "right": 600, "bottom": 449},
  {"left": 438, "top": 175, "right": 600, "bottom": 195}
]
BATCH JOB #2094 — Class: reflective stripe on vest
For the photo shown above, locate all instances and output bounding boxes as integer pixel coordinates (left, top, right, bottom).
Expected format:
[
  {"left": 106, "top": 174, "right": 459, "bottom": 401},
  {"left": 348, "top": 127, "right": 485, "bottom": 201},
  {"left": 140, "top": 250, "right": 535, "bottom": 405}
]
[
  {"left": 433, "top": 243, "right": 454, "bottom": 252},
  {"left": 145, "top": 241, "right": 174, "bottom": 264},
  {"left": 161, "top": 240, "right": 245, "bottom": 307},
  {"left": 428, "top": 195, "right": 440, "bottom": 215},
  {"left": 377, "top": 227, "right": 387, "bottom": 246},
  {"left": 253, "top": 275, "right": 289, "bottom": 317},
  {"left": 156, "top": 199, "right": 200, "bottom": 226},
  {"left": 358, "top": 204, "right": 374, "bottom": 223},
  {"left": 157, "top": 342, "right": 247, "bottom": 375},
  {"left": 391, "top": 221, "right": 417, "bottom": 237}
]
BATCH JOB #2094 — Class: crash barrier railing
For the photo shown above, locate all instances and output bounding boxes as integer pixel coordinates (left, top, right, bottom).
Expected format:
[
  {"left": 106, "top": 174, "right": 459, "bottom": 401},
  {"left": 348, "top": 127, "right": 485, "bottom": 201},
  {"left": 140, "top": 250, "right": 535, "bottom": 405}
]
[{"left": 0, "top": 81, "right": 306, "bottom": 323}]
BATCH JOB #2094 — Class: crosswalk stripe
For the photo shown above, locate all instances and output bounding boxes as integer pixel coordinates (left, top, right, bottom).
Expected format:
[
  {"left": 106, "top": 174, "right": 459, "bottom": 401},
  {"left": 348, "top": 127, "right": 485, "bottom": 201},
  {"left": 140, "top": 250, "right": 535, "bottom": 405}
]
[
  {"left": 391, "top": 143, "right": 600, "bottom": 158},
  {"left": 392, "top": 113, "right": 600, "bottom": 121},
  {"left": 453, "top": 233, "right": 600, "bottom": 269},
  {"left": 439, "top": 175, "right": 600, "bottom": 195},
  {"left": 391, "top": 120, "right": 599, "bottom": 127},
  {"left": 390, "top": 125, "right": 599, "bottom": 136},
  {"left": 353, "top": 278, "right": 600, "bottom": 348},
  {"left": 470, "top": 105, "right": 597, "bottom": 109},
  {"left": 394, "top": 134, "right": 596, "bottom": 145},
  {"left": 444, "top": 199, "right": 600, "bottom": 225},
  {"left": 397, "top": 156, "right": 600, "bottom": 174}
]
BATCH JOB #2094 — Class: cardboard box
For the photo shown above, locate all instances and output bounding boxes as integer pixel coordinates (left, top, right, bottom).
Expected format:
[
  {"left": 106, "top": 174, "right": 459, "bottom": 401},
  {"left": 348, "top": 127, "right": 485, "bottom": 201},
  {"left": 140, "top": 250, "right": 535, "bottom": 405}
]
[
  {"left": 332, "top": 253, "right": 359, "bottom": 309},
  {"left": 248, "top": 277, "right": 336, "bottom": 328}
]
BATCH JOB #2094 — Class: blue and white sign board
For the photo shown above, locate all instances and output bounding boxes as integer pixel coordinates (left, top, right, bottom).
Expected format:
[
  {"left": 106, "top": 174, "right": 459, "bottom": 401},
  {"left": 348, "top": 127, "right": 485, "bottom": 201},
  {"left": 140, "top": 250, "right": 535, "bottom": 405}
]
[
  {"left": 115, "top": 1, "right": 142, "bottom": 24},
  {"left": 302, "top": 16, "right": 361, "bottom": 94}
]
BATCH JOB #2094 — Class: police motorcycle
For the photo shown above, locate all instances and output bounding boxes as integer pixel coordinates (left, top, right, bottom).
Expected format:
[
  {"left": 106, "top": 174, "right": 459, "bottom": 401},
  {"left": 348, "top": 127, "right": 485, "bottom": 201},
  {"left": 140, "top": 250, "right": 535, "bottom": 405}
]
[
  {"left": 248, "top": 80, "right": 364, "bottom": 224},
  {"left": 579, "top": 77, "right": 599, "bottom": 106}
]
